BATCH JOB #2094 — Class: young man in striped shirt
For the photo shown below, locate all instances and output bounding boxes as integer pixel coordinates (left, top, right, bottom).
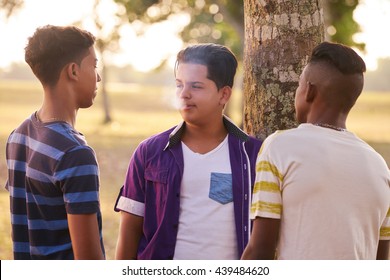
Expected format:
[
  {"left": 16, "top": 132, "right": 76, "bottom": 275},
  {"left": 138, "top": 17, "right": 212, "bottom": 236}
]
[{"left": 5, "top": 25, "right": 105, "bottom": 259}]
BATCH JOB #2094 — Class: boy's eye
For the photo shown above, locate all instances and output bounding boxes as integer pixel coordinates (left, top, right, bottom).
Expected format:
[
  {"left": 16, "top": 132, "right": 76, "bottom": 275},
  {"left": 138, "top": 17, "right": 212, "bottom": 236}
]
[{"left": 192, "top": 84, "right": 202, "bottom": 89}]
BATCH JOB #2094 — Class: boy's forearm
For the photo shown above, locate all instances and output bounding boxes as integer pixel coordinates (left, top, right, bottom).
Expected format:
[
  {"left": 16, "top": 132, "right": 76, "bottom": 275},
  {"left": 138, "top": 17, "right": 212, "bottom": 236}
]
[
  {"left": 241, "top": 217, "right": 280, "bottom": 260},
  {"left": 68, "top": 213, "right": 104, "bottom": 260},
  {"left": 115, "top": 211, "right": 143, "bottom": 260},
  {"left": 377, "top": 240, "right": 390, "bottom": 260}
]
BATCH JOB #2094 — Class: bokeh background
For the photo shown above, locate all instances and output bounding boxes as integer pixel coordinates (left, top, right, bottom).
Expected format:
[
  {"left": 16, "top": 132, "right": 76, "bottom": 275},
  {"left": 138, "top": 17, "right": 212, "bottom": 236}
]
[{"left": 1, "top": 0, "right": 389, "bottom": 259}]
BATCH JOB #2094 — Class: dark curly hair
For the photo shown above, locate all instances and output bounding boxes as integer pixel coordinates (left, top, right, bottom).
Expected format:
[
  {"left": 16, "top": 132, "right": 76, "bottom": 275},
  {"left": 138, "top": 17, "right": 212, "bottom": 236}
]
[{"left": 25, "top": 25, "right": 96, "bottom": 87}]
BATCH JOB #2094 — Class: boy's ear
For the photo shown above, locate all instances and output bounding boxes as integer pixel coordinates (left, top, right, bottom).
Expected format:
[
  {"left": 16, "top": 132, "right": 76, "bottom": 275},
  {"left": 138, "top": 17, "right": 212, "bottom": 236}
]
[
  {"left": 219, "top": 86, "right": 232, "bottom": 106},
  {"left": 66, "top": 63, "right": 78, "bottom": 80},
  {"left": 305, "top": 82, "right": 316, "bottom": 103}
]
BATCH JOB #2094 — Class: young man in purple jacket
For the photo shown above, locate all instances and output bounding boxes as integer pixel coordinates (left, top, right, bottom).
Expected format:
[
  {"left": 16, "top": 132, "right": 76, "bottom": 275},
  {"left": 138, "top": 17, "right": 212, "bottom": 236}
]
[{"left": 115, "top": 44, "right": 262, "bottom": 260}]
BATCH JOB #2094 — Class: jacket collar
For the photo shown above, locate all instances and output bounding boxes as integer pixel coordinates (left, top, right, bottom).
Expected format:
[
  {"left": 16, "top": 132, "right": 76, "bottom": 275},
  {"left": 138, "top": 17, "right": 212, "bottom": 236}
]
[{"left": 164, "top": 115, "right": 249, "bottom": 150}]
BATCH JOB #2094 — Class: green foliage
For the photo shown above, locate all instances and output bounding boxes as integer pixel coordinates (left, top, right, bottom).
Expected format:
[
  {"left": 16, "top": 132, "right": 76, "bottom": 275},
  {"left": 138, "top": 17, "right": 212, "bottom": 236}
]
[
  {"left": 114, "top": 0, "right": 244, "bottom": 58},
  {"left": 115, "top": 0, "right": 159, "bottom": 23},
  {"left": 325, "top": 0, "right": 365, "bottom": 50},
  {"left": 2, "top": 0, "right": 365, "bottom": 64},
  {"left": 114, "top": 0, "right": 365, "bottom": 60}
]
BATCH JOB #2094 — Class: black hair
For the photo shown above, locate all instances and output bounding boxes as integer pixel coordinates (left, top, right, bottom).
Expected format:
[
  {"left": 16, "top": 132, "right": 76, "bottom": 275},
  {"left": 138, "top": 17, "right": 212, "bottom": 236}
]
[
  {"left": 175, "top": 43, "right": 238, "bottom": 90},
  {"left": 309, "top": 41, "right": 366, "bottom": 75}
]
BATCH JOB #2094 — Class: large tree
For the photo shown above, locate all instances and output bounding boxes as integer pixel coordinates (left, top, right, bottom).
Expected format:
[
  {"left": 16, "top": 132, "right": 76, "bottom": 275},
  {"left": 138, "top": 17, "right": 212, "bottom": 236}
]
[{"left": 243, "top": 0, "right": 324, "bottom": 139}]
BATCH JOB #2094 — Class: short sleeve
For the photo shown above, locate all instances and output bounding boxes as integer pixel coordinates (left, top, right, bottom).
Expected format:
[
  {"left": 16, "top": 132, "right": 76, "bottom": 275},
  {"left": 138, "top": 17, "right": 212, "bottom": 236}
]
[
  {"left": 55, "top": 146, "right": 100, "bottom": 214},
  {"left": 380, "top": 208, "right": 390, "bottom": 240},
  {"left": 250, "top": 135, "right": 283, "bottom": 220}
]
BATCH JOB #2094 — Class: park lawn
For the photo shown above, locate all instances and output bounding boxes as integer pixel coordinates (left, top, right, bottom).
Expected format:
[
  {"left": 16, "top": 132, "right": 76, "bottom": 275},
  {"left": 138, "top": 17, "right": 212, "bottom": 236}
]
[{"left": 0, "top": 80, "right": 389, "bottom": 260}]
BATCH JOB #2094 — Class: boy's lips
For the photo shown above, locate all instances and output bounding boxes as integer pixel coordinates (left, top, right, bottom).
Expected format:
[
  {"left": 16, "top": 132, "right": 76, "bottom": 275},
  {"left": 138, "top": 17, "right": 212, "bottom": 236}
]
[{"left": 181, "top": 103, "right": 196, "bottom": 110}]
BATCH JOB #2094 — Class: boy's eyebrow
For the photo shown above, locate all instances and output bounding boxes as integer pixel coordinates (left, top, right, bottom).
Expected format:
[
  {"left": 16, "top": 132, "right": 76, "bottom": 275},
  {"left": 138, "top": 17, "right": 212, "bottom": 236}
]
[
  {"left": 191, "top": 82, "right": 205, "bottom": 86},
  {"left": 175, "top": 79, "right": 204, "bottom": 84}
]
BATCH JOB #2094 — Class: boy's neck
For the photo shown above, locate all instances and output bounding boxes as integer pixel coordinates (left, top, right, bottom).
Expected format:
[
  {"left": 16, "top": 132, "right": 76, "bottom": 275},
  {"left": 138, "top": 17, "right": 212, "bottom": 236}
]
[{"left": 181, "top": 121, "right": 228, "bottom": 154}]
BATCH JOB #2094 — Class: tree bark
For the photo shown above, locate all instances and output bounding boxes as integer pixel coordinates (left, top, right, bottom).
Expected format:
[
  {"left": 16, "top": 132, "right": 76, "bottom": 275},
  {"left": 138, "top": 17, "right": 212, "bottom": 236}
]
[{"left": 243, "top": 0, "right": 325, "bottom": 140}]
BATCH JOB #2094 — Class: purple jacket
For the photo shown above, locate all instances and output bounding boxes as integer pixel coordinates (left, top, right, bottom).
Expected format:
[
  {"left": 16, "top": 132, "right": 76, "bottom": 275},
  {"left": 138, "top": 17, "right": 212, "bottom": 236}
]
[{"left": 115, "top": 117, "right": 262, "bottom": 259}]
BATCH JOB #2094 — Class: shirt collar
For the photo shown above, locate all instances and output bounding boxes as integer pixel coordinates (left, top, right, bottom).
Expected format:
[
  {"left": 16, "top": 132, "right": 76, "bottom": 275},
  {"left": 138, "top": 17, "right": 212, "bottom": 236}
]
[{"left": 164, "top": 115, "right": 249, "bottom": 150}]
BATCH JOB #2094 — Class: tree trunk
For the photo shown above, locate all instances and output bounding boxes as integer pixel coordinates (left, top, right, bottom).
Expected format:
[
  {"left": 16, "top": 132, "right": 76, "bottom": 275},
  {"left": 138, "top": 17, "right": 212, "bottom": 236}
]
[
  {"left": 100, "top": 54, "right": 112, "bottom": 124},
  {"left": 243, "top": 0, "right": 325, "bottom": 140}
]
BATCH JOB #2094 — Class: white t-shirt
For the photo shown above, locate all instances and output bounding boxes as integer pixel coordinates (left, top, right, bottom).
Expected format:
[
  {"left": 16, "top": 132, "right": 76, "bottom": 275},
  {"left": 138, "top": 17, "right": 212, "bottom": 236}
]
[
  {"left": 251, "top": 123, "right": 390, "bottom": 259},
  {"left": 173, "top": 136, "right": 238, "bottom": 259}
]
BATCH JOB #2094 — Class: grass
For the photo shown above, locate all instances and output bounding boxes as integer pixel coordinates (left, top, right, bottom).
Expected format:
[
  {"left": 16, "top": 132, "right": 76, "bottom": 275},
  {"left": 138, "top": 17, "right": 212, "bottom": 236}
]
[{"left": 0, "top": 81, "right": 389, "bottom": 260}]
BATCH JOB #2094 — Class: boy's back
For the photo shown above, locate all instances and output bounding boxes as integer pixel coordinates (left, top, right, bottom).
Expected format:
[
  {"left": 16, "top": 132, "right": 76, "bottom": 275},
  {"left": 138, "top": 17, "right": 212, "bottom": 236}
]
[
  {"left": 6, "top": 114, "right": 103, "bottom": 259},
  {"left": 254, "top": 123, "right": 389, "bottom": 259}
]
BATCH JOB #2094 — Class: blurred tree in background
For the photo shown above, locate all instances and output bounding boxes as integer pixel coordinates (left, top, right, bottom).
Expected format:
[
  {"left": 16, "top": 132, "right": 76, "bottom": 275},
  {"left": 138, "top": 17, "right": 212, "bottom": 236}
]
[
  {"left": 114, "top": 0, "right": 364, "bottom": 59},
  {"left": 1, "top": 0, "right": 366, "bottom": 57},
  {"left": 114, "top": 0, "right": 243, "bottom": 57},
  {"left": 1, "top": 0, "right": 366, "bottom": 129},
  {"left": 322, "top": 0, "right": 365, "bottom": 51},
  {"left": 0, "top": 0, "right": 23, "bottom": 19}
]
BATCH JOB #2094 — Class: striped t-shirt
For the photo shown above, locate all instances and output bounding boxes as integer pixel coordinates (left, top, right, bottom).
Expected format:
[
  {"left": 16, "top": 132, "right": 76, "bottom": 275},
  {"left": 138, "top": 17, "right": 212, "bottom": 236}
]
[{"left": 5, "top": 113, "right": 104, "bottom": 259}]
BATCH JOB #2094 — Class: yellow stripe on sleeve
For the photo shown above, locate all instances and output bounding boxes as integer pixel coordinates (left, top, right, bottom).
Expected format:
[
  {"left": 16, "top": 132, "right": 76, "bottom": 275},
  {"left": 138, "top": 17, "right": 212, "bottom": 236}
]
[
  {"left": 256, "top": 161, "right": 284, "bottom": 182},
  {"left": 253, "top": 181, "right": 280, "bottom": 194},
  {"left": 251, "top": 201, "right": 282, "bottom": 216},
  {"left": 380, "top": 227, "right": 390, "bottom": 238}
]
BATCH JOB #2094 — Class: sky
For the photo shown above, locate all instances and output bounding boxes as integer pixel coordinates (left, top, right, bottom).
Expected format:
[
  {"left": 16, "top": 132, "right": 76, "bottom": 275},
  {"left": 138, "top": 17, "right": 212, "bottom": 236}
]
[
  {"left": 0, "top": 0, "right": 389, "bottom": 72},
  {"left": 354, "top": 0, "right": 390, "bottom": 70},
  {"left": 0, "top": 0, "right": 187, "bottom": 72}
]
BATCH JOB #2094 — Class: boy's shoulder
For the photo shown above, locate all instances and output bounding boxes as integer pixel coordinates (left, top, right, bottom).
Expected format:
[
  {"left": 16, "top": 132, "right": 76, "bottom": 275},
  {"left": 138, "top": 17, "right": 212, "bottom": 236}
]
[
  {"left": 260, "top": 127, "right": 301, "bottom": 149},
  {"left": 138, "top": 126, "right": 177, "bottom": 148}
]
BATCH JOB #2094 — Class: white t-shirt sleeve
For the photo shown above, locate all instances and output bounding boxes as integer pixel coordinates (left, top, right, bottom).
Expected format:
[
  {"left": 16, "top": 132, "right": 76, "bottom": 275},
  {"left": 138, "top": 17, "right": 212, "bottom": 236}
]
[{"left": 250, "top": 134, "right": 283, "bottom": 220}]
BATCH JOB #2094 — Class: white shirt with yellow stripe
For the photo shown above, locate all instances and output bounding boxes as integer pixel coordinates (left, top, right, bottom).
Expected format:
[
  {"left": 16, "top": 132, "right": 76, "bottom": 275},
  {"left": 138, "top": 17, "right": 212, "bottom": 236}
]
[{"left": 250, "top": 123, "right": 390, "bottom": 259}]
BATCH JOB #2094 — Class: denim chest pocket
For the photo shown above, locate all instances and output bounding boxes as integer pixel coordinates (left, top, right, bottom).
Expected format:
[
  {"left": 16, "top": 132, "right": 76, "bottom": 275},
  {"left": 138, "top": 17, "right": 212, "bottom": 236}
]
[{"left": 209, "top": 172, "right": 233, "bottom": 204}]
